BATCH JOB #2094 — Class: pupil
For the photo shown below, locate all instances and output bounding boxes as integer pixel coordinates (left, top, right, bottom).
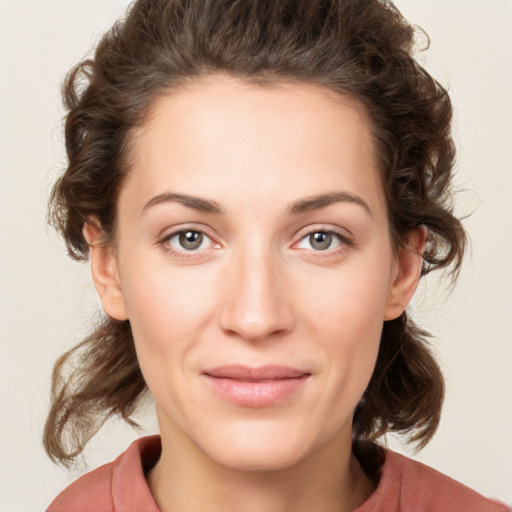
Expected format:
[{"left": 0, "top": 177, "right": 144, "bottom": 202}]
[
  {"left": 180, "top": 231, "right": 203, "bottom": 250},
  {"left": 310, "top": 232, "right": 332, "bottom": 250}
]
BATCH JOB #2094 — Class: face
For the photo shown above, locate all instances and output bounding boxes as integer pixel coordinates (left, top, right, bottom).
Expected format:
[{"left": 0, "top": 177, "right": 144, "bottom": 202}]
[{"left": 88, "top": 77, "right": 423, "bottom": 471}]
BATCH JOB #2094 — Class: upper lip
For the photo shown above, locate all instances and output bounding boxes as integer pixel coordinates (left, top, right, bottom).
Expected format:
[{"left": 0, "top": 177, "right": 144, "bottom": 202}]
[{"left": 203, "top": 365, "right": 310, "bottom": 381}]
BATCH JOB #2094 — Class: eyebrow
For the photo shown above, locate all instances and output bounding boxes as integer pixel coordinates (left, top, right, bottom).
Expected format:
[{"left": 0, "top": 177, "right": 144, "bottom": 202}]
[
  {"left": 287, "top": 191, "right": 372, "bottom": 216},
  {"left": 141, "top": 190, "right": 371, "bottom": 217},
  {"left": 142, "top": 192, "right": 225, "bottom": 215}
]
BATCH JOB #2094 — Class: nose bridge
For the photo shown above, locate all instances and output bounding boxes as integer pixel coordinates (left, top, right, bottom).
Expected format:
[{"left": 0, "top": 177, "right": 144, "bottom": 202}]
[{"left": 219, "top": 238, "right": 295, "bottom": 340}]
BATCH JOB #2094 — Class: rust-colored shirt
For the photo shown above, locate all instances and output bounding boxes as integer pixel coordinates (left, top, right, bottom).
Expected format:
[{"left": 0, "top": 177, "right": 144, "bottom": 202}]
[{"left": 47, "top": 436, "right": 509, "bottom": 512}]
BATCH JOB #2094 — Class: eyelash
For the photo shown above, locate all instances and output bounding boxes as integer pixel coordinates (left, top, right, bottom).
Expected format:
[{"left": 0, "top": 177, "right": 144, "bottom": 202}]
[
  {"left": 294, "top": 226, "right": 354, "bottom": 256},
  {"left": 158, "top": 225, "right": 353, "bottom": 260},
  {"left": 158, "top": 227, "right": 219, "bottom": 260}
]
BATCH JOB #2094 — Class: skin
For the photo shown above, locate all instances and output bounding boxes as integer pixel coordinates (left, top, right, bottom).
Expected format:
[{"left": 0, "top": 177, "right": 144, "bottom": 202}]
[{"left": 85, "top": 76, "right": 425, "bottom": 512}]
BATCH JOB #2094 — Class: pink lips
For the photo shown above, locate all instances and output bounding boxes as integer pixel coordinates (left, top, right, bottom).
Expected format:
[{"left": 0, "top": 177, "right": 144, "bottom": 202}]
[{"left": 202, "top": 365, "right": 310, "bottom": 407}]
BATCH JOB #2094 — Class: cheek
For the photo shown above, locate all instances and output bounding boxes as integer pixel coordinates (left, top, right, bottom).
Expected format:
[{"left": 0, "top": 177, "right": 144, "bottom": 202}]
[
  {"left": 301, "top": 257, "right": 392, "bottom": 337},
  {"left": 122, "top": 254, "right": 215, "bottom": 329},
  {"left": 297, "top": 256, "right": 391, "bottom": 394},
  {"left": 118, "top": 255, "right": 218, "bottom": 382}
]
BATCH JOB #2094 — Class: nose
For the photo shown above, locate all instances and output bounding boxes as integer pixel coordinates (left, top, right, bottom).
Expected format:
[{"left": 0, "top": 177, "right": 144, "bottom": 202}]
[{"left": 218, "top": 245, "right": 296, "bottom": 342}]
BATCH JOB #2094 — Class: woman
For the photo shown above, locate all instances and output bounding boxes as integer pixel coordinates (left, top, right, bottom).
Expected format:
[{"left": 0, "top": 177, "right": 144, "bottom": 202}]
[{"left": 44, "top": 0, "right": 509, "bottom": 510}]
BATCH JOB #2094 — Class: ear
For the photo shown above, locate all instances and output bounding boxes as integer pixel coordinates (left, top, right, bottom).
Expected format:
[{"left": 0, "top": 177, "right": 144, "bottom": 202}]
[
  {"left": 83, "top": 219, "right": 128, "bottom": 321},
  {"left": 384, "top": 226, "right": 427, "bottom": 321}
]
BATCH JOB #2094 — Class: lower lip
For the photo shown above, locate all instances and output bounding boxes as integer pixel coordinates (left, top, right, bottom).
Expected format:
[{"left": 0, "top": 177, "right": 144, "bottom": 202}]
[{"left": 203, "top": 375, "right": 310, "bottom": 407}]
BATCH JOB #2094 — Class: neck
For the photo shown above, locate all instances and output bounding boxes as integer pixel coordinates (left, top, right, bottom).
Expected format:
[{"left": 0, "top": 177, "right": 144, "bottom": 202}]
[{"left": 148, "top": 426, "right": 375, "bottom": 512}]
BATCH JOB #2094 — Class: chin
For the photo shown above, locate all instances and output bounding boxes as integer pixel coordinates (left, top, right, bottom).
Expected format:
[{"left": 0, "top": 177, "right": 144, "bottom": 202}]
[{"left": 197, "top": 420, "right": 321, "bottom": 472}]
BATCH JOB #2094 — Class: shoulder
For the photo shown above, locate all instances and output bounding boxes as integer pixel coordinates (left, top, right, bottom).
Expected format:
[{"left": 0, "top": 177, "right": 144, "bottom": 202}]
[
  {"left": 46, "top": 435, "right": 162, "bottom": 512},
  {"left": 358, "top": 448, "right": 510, "bottom": 512},
  {"left": 46, "top": 460, "right": 115, "bottom": 512}
]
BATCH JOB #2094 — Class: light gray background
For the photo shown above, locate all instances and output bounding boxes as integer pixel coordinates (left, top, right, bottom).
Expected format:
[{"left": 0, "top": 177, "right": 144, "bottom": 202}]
[{"left": 1, "top": 1, "right": 511, "bottom": 510}]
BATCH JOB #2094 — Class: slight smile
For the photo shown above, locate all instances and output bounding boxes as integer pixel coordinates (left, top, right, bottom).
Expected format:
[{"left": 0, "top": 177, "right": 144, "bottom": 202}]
[{"left": 202, "top": 366, "right": 312, "bottom": 408}]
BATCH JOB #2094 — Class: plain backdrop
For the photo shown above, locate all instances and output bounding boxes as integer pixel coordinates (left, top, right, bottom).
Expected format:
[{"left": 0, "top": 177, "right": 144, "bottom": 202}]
[{"left": 1, "top": 1, "right": 511, "bottom": 510}]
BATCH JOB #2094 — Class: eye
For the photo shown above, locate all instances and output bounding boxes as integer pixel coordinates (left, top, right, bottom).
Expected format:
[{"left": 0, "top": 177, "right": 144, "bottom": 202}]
[
  {"left": 164, "top": 229, "right": 215, "bottom": 252},
  {"left": 295, "top": 230, "right": 348, "bottom": 252}
]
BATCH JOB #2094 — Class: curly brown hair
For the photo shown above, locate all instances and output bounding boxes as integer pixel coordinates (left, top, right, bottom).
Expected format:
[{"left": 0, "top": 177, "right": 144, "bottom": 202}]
[{"left": 45, "top": 0, "right": 466, "bottom": 466}]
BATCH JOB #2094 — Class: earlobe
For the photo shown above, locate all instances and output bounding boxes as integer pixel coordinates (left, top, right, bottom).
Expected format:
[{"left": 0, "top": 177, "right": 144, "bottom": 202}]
[
  {"left": 384, "top": 226, "right": 427, "bottom": 321},
  {"left": 83, "top": 219, "right": 128, "bottom": 321}
]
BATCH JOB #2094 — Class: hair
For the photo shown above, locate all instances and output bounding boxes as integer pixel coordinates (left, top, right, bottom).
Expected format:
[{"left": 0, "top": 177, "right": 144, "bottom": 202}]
[{"left": 45, "top": 0, "right": 467, "bottom": 467}]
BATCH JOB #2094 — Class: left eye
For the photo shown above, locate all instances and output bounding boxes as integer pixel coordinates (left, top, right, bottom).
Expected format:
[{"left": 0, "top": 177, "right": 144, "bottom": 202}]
[
  {"left": 296, "top": 231, "right": 344, "bottom": 251},
  {"left": 166, "top": 230, "right": 214, "bottom": 251}
]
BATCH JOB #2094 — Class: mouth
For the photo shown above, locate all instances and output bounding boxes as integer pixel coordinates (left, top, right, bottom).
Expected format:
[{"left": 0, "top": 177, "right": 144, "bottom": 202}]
[{"left": 202, "top": 365, "right": 311, "bottom": 407}]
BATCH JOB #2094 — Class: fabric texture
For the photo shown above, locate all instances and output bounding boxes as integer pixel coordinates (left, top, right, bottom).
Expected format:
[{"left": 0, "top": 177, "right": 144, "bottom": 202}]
[{"left": 47, "top": 435, "right": 509, "bottom": 512}]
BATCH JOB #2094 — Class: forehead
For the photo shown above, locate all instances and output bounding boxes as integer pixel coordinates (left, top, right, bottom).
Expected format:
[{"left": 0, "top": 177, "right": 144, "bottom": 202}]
[
  {"left": 138, "top": 76, "right": 373, "bottom": 156},
  {"left": 121, "top": 76, "right": 385, "bottom": 220}
]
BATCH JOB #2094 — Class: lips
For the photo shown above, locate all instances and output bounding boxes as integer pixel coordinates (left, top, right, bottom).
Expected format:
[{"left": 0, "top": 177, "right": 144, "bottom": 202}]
[{"left": 202, "top": 365, "right": 311, "bottom": 407}]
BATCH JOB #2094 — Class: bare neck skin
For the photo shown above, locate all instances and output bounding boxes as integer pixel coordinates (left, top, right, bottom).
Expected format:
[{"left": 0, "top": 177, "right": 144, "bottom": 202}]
[{"left": 148, "top": 420, "right": 376, "bottom": 512}]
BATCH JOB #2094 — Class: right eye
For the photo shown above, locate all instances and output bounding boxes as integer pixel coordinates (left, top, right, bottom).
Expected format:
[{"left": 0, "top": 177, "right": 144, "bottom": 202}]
[{"left": 162, "top": 229, "right": 216, "bottom": 253}]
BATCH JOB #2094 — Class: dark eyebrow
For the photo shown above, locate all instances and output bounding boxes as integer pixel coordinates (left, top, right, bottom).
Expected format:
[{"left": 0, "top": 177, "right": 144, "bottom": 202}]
[
  {"left": 142, "top": 193, "right": 225, "bottom": 215},
  {"left": 287, "top": 191, "right": 372, "bottom": 216},
  {"left": 141, "top": 190, "right": 371, "bottom": 217}
]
